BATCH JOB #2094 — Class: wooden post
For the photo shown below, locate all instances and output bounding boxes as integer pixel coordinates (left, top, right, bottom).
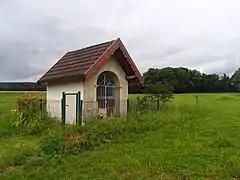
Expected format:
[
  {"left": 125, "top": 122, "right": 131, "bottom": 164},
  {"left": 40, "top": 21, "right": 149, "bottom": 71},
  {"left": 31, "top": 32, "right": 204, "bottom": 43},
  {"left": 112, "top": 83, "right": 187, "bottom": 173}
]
[{"left": 196, "top": 95, "right": 199, "bottom": 104}]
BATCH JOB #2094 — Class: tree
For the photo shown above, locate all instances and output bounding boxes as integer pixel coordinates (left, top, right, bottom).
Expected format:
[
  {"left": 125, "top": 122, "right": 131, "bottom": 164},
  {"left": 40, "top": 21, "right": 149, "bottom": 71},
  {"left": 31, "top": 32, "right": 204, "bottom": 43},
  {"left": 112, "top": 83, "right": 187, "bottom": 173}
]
[
  {"left": 0, "top": 82, "right": 46, "bottom": 91},
  {"left": 231, "top": 68, "right": 240, "bottom": 91},
  {"left": 145, "top": 82, "right": 174, "bottom": 109},
  {"left": 130, "top": 67, "right": 239, "bottom": 94}
]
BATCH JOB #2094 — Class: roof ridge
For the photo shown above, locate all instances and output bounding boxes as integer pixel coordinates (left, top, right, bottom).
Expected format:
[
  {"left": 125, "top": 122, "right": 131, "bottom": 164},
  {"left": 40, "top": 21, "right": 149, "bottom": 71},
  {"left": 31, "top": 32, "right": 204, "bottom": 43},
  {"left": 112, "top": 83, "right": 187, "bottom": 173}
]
[
  {"left": 68, "top": 38, "right": 117, "bottom": 53},
  {"left": 37, "top": 37, "right": 144, "bottom": 84}
]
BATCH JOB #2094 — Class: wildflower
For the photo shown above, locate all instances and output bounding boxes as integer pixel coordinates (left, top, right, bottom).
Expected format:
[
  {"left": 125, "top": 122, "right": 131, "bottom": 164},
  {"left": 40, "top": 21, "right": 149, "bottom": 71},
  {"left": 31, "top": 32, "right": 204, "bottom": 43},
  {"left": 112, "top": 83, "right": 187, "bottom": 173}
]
[
  {"left": 27, "top": 94, "right": 34, "bottom": 100},
  {"left": 42, "top": 100, "right": 47, "bottom": 105}
]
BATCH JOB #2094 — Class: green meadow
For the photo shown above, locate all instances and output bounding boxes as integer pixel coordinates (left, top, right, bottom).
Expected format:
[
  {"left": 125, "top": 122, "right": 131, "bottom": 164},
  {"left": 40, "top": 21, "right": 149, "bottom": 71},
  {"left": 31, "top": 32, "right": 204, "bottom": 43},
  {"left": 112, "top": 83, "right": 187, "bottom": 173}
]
[{"left": 0, "top": 92, "right": 240, "bottom": 179}]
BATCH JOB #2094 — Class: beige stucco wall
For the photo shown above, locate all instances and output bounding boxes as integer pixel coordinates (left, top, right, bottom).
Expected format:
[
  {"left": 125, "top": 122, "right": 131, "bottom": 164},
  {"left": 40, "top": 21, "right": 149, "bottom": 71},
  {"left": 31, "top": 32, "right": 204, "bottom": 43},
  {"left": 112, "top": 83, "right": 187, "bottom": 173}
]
[
  {"left": 47, "top": 80, "right": 84, "bottom": 124},
  {"left": 84, "top": 55, "right": 128, "bottom": 118}
]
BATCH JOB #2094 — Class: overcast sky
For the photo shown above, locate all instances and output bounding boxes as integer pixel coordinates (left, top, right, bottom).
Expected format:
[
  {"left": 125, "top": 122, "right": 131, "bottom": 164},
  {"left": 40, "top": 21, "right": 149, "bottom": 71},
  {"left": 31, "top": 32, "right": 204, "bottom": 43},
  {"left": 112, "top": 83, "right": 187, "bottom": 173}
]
[{"left": 1, "top": 0, "right": 240, "bottom": 81}]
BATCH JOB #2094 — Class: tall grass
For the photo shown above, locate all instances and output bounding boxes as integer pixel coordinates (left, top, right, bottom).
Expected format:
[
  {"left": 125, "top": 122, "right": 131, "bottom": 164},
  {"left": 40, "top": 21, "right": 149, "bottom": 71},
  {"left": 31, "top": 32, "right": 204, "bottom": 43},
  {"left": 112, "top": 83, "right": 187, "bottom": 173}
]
[{"left": 1, "top": 93, "right": 240, "bottom": 179}]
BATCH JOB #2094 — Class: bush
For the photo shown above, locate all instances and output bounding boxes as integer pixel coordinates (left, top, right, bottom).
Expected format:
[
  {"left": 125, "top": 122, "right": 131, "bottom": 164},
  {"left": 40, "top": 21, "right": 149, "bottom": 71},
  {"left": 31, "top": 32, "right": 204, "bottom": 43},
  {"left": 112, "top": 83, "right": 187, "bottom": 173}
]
[
  {"left": 40, "top": 124, "right": 90, "bottom": 155},
  {"left": 145, "top": 82, "right": 174, "bottom": 110},
  {"left": 134, "top": 95, "right": 152, "bottom": 113},
  {"left": 9, "top": 93, "right": 54, "bottom": 135},
  {"left": 130, "top": 83, "right": 174, "bottom": 114},
  {"left": 41, "top": 132, "right": 63, "bottom": 155},
  {"left": 62, "top": 130, "right": 89, "bottom": 154},
  {"left": 40, "top": 111, "right": 163, "bottom": 156}
]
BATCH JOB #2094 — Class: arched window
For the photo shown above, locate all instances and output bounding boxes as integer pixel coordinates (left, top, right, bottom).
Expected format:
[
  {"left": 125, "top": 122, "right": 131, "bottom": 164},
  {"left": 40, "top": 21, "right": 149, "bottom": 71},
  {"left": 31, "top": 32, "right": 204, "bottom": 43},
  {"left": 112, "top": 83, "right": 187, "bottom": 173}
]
[
  {"left": 97, "top": 73, "right": 115, "bottom": 86},
  {"left": 96, "top": 73, "right": 116, "bottom": 108}
]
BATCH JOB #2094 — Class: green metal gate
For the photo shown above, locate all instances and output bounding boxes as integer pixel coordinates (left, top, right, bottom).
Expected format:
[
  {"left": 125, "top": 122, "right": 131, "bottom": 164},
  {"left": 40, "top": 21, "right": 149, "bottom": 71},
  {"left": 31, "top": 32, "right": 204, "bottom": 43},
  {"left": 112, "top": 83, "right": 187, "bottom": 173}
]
[{"left": 61, "top": 91, "right": 83, "bottom": 125}]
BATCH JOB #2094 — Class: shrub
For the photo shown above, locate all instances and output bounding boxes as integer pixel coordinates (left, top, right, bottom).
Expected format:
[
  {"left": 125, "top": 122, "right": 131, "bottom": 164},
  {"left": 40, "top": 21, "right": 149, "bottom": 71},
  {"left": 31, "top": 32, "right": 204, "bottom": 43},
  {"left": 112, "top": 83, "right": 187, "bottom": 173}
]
[
  {"left": 62, "top": 130, "right": 89, "bottom": 154},
  {"left": 41, "top": 128, "right": 90, "bottom": 155},
  {"left": 130, "top": 83, "right": 174, "bottom": 114},
  {"left": 135, "top": 95, "right": 151, "bottom": 113},
  {"left": 9, "top": 93, "right": 53, "bottom": 135},
  {"left": 41, "top": 132, "right": 63, "bottom": 155},
  {"left": 145, "top": 82, "right": 174, "bottom": 110},
  {"left": 41, "top": 110, "right": 164, "bottom": 156}
]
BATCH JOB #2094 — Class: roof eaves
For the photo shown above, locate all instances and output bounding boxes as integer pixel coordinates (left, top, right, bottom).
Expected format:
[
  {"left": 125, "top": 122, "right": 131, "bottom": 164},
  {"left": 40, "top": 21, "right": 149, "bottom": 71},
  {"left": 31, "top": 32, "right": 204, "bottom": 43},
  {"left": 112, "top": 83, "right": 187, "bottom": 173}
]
[
  {"left": 84, "top": 39, "right": 118, "bottom": 79},
  {"left": 84, "top": 38, "right": 144, "bottom": 85}
]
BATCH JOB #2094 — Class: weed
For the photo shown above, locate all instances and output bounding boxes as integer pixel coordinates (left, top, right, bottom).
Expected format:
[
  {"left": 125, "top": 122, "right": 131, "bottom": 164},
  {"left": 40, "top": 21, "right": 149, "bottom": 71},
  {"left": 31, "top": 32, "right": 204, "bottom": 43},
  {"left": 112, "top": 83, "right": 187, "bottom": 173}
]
[
  {"left": 1, "top": 144, "right": 37, "bottom": 173},
  {"left": 1, "top": 93, "right": 240, "bottom": 179},
  {"left": 41, "top": 132, "right": 63, "bottom": 155},
  {"left": 9, "top": 93, "right": 55, "bottom": 135},
  {"left": 211, "top": 139, "right": 234, "bottom": 149}
]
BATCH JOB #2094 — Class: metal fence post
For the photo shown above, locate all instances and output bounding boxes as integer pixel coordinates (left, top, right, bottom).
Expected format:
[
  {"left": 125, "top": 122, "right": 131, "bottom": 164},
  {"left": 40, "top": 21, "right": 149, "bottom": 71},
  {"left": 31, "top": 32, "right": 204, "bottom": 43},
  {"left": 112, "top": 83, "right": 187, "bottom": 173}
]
[
  {"left": 77, "top": 91, "right": 83, "bottom": 125},
  {"left": 75, "top": 91, "right": 81, "bottom": 125},
  {"left": 39, "top": 99, "right": 43, "bottom": 112},
  {"left": 61, "top": 92, "right": 66, "bottom": 124},
  {"left": 76, "top": 92, "right": 79, "bottom": 125},
  {"left": 80, "top": 100, "right": 83, "bottom": 125},
  {"left": 127, "top": 98, "right": 130, "bottom": 113}
]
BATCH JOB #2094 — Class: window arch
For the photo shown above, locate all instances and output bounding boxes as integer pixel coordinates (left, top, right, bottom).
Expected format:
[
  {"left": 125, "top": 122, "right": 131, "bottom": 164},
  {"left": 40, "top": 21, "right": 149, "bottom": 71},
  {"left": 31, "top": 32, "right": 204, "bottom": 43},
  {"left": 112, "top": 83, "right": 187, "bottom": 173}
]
[
  {"left": 96, "top": 72, "right": 116, "bottom": 108},
  {"left": 97, "top": 73, "right": 115, "bottom": 86}
]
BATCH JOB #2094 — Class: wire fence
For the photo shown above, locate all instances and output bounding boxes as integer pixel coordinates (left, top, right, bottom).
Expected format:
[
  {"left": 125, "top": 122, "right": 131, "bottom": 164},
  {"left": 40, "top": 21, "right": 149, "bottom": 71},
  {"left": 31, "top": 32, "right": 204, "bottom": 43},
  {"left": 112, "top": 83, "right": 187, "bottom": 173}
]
[
  {"left": 47, "top": 100, "right": 62, "bottom": 122},
  {"left": 127, "top": 97, "right": 160, "bottom": 112},
  {"left": 46, "top": 99, "right": 129, "bottom": 123},
  {"left": 9, "top": 95, "right": 160, "bottom": 124},
  {"left": 82, "top": 100, "right": 128, "bottom": 121}
]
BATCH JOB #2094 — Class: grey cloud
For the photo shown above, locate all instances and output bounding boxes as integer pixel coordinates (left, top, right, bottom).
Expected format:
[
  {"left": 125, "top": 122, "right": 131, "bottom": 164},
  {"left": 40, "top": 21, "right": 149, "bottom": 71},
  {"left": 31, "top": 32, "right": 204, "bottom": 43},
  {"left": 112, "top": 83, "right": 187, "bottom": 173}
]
[
  {"left": 0, "top": 11, "right": 110, "bottom": 81},
  {"left": 1, "top": 0, "right": 240, "bottom": 81}
]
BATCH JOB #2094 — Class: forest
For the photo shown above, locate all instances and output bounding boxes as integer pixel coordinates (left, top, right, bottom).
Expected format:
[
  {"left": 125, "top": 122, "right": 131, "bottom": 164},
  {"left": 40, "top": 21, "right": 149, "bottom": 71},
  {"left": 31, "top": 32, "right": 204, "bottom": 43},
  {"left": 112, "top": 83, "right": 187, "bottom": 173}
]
[
  {"left": 130, "top": 67, "right": 240, "bottom": 94},
  {"left": 0, "top": 82, "right": 46, "bottom": 91}
]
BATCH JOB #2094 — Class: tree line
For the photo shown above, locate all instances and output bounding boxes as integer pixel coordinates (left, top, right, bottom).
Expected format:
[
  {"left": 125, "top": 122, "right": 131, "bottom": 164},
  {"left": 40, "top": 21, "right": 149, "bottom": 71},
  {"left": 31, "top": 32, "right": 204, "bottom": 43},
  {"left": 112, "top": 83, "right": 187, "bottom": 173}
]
[
  {"left": 1, "top": 67, "right": 240, "bottom": 93},
  {"left": 130, "top": 67, "right": 240, "bottom": 94},
  {"left": 0, "top": 82, "right": 46, "bottom": 91}
]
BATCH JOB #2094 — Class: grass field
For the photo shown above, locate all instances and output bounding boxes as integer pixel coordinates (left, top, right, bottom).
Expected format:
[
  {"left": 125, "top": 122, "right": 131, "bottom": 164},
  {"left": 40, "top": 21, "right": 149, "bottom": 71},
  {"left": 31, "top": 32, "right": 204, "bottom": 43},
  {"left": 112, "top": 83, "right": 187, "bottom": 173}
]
[{"left": 0, "top": 92, "right": 240, "bottom": 179}]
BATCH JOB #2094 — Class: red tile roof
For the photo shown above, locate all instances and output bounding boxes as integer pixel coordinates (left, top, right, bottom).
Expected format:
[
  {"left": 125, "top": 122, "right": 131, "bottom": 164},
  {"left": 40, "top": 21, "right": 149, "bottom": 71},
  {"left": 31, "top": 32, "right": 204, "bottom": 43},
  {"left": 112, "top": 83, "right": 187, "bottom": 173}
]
[{"left": 38, "top": 38, "right": 143, "bottom": 84}]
